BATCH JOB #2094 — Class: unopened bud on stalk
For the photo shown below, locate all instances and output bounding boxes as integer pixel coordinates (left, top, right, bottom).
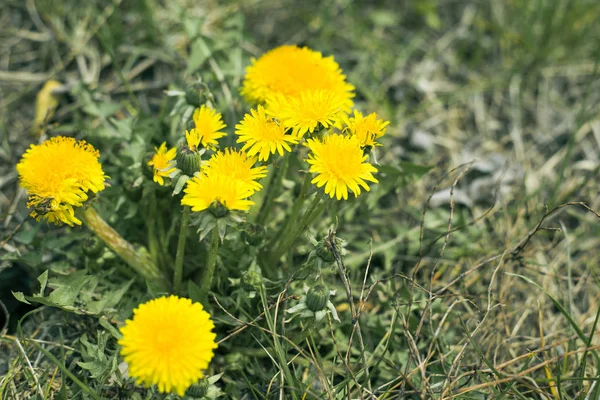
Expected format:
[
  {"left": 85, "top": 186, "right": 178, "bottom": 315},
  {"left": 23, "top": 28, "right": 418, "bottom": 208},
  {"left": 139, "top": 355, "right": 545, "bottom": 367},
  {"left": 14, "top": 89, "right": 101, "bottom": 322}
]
[
  {"left": 241, "top": 223, "right": 266, "bottom": 246},
  {"left": 185, "top": 82, "right": 213, "bottom": 108},
  {"left": 142, "top": 152, "right": 156, "bottom": 181},
  {"left": 176, "top": 144, "right": 201, "bottom": 176},
  {"left": 306, "top": 284, "right": 330, "bottom": 312},
  {"left": 208, "top": 201, "right": 228, "bottom": 218},
  {"left": 82, "top": 236, "right": 104, "bottom": 258},
  {"left": 315, "top": 237, "right": 342, "bottom": 263},
  {"left": 241, "top": 270, "right": 263, "bottom": 291},
  {"left": 185, "top": 377, "right": 209, "bottom": 398}
]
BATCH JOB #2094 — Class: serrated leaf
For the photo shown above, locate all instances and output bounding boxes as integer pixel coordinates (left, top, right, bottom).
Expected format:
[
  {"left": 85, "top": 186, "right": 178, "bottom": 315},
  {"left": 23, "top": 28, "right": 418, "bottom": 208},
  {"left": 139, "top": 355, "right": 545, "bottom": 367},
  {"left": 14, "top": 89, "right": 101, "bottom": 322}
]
[
  {"left": 47, "top": 272, "right": 92, "bottom": 307},
  {"left": 36, "top": 270, "right": 48, "bottom": 296},
  {"left": 87, "top": 279, "right": 134, "bottom": 313}
]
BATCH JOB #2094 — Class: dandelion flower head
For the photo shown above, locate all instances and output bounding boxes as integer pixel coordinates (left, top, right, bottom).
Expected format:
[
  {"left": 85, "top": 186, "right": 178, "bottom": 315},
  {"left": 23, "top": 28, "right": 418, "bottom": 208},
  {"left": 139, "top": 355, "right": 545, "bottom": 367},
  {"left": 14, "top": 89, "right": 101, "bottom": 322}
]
[
  {"left": 202, "top": 148, "right": 267, "bottom": 194},
  {"left": 241, "top": 45, "right": 355, "bottom": 106},
  {"left": 305, "top": 134, "right": 378, "bottom": 200},
  {"left": 235, "top": 105, "right": 298, "bottom": 161},
  {"left": 187, "top": 105, "right": 226, "bottom": 151},
  {"left": 119, "top": 295, "right": 217, "bottom": 396},
  {"left": 344, "top": 110, "right": 390, "bottom": 148},
  {"left": 16, "top": 136, "right": 106, "bottom": 226},
  {"left": 148, "top": 142, "right": 177, "bottom": 186},
  {"left": 267, "top": 89, "right": 350, "bottom": 138},
  {"left": 181, "top": 173, "right": 255, "bottom": 212}
]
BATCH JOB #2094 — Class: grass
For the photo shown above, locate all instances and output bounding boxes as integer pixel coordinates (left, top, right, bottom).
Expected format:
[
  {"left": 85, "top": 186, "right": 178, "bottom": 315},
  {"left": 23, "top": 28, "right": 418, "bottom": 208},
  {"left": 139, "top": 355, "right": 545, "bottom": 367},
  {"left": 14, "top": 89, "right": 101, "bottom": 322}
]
[{"left": 1, "top": 0, "right": 600, "bottom": 398}]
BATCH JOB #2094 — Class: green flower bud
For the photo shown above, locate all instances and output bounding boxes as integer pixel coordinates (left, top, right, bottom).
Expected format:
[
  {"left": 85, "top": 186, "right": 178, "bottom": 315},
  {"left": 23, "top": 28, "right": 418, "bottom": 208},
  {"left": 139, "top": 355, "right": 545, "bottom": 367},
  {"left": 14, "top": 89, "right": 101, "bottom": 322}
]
[
  {"left": 241, "top": 223, "right": 266, "bottom": 246},
  {"left": 306, "top": 284, "right": 329, "bottom": 312},
  {"left": 176, "top": 144, "right": 201, "bottom": 176},
  {"left": 185, "top": 378, "right": 209, "bottom": 398},
  {"left": 185, "top": 82, "right": 213, "bottom": 108},
  {"left": 315, "top": 238, "right": 340, "bottom": 263},
  {"left": 241, "top": 270, "right": 263, "bottom": 291},
  {"left": 122, "top": 174, "right": 143, "bottom": 202},
  {"left": 82, "top": 236, "right": 104, "bottom": 258},
  {"left": 209, "top": 201, "right": 228, "bottom": 218},
  {"left": 142, "top": 152, "right": 155, "bottom": 181}
]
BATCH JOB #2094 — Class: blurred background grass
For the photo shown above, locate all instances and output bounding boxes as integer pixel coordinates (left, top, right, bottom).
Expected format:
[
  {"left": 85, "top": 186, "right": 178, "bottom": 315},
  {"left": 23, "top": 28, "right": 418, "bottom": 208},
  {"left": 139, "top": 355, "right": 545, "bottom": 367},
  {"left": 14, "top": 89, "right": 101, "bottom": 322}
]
[{"left": 1, "top": 0, "right": 600, "bottom": 398}]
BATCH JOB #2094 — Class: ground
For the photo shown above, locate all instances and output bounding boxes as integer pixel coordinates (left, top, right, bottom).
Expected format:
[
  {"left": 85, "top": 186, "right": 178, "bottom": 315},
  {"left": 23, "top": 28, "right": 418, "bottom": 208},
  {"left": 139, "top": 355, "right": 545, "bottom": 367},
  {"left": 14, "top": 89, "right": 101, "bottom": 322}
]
[{"left": 1, "top": 0, "right": 600, "bottom": 399}]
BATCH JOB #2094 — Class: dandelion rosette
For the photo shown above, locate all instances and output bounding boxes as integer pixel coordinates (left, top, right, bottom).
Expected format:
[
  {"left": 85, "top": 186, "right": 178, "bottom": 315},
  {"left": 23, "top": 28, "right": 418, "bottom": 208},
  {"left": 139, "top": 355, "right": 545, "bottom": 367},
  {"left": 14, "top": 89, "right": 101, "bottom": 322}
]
[
  {"left": 241, "top": 45, "right": 354, "bottom": 106},
  {"left": 16, "top": 136, "right": 107, "bottom": 226},
  {"left": 186, "top": 105, "right": 226, "bottom": 151},
  {"left": 148, "top": 142, "right": 177, "bottom": 186},
  {"left": 181, "top": 173, "right": 255, "bottom": 212},
  {"left": 267, "top": 90, "right": 351, "bottom": 138},
  {"left": 305, "top": 134, "right": 378, "bottom": 200},
  {"left": 202, "top": 148, "right": 268, "bottom": 194},
  {"left": 118, "top": 295, "right": 217, "bottom": 396},
  {"left": 344, "top": 110, "right": 390, "bottom": 148},
  {"left": 235, "top": 105, "right": 298, "bottom": 161}
]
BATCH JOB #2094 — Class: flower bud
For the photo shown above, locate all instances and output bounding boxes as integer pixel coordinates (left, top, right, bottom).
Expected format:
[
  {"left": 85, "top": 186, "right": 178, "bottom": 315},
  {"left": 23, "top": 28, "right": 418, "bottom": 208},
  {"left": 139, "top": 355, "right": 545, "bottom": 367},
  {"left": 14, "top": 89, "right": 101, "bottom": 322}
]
[
  {"left": 142, "top": 152, "right": 156, "bottom": 181},
  {"left": 185, "top": 82, "right": 213, "bottom": 108},
  {"left": 241, "top": 223, "right": 266, "bottom": 246},
  {"left": 185, "top": 377, "right": 209, "bottom": 398},
  {"left": 241, "top": 270, "right": 263, "bottom": 291},
  {"left": 122, "top": 174, "right": 143, "bottom": 202},
  {"left": 306, "top": 284, "right": 329, "bottom": 312},
  {"left": 208, "top": 201, "right": 228, "bottom": 218},
  {"left": 82, "top": 236, "right": 104, "bottom": 258},
  {"left": 315, "top": 238, "right": 340, "bottom": 263},
  {"left": 176, "top": 144, "right": 201, "bottom": 176}
]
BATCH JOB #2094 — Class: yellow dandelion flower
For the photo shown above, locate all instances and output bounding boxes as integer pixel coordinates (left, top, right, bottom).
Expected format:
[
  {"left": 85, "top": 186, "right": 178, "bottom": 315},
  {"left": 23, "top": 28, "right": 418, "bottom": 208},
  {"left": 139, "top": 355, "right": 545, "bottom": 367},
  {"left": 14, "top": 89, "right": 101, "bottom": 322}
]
[
  {"left": 267, "top": 90, "right": 350, "bottom": 138},
  {"left": 187, "top": 105, "right": 226, "bottom": 150},
  {"left": 181, "top": 173, "right": 255, "bottom": 212},
  {"left": 202, "top": 148, "right": 267, "bottom": 193},
  {"left": 235, "top": 106, "right": 298, "bottom": 161},
  {"left": 148, "top": 142, "right": 177, "bottom": 186},
  {"left": 16, "top": 136, "right": 106, "bottom": 226},
  {"left": 241, "top": 45, "right": 354, "bottom": 106},
  {"left": 305, "top": 134, "right": 378, "bottom": 200},
  {"left": 344, "top": 110, "right": 390, "bottom": 148},
  {"left": 119, "top": 295, "right": 217, "bottom": 396}
]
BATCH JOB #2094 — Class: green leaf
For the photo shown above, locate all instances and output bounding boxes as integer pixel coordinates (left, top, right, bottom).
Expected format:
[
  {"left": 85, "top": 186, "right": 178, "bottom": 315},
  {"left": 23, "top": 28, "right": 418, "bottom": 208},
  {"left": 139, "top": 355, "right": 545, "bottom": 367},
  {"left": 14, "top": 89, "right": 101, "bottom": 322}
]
[
  {"left": 47, "top": 271, "right": 92, "bottom": 307},
  {"left": 36, "top": 270, "right": 48, "bottom": 296},
  {"left": 12, "top": 291, "right": 31, "bottom": 305},
  {"left": 87, "top": 279, "right": 134, "bottom": 314},
  {"left": 188, "top": 280, "right": 203, "bottom": 303},
  {"left": 173, "top": 174, "right": 190, "bottom": 196}
]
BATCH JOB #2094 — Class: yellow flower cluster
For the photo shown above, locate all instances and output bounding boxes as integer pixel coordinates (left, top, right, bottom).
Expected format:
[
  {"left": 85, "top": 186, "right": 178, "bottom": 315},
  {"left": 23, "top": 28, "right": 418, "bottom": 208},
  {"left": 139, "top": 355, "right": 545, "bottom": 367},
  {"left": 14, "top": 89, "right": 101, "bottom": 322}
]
[
  {"left": 148, "top": 142, "right": 177, "bottom": 186},
  {"left": 181, "top": 149, "right": 267, "bottom": 213},
  {"left": 16, "top": 136, "right": 107, "bottom": 226},
  {"left": 240, "top": 44, "right": 390, "bottom": 199},
  {"left": 119, "top": 295, "right": 217, "bottom": 396},
  {"left": 186, "top": 105, "right": 227, "bottom": 151}
]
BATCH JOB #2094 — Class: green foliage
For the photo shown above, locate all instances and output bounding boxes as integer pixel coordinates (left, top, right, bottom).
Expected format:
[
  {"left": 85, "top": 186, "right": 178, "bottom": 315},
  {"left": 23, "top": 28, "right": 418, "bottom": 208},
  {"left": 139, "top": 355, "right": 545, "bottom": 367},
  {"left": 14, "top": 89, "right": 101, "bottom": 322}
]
[{"left": 1, "top": 0, "right": 600, "bottom": 399}]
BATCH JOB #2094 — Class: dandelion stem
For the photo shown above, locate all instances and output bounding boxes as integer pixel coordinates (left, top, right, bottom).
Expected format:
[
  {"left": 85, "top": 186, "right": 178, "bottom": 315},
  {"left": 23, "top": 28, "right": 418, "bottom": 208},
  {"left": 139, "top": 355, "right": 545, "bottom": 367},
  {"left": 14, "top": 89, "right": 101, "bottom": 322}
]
[
  {"left": 199, "top": 228, "right": 220, "bottom": 304},
  {"left": 173, "top": 207, "right": 189, "bottom": 294},
  {"left": 270, "top": 171, "right": 311, "bottom": 250},
  {"left": 255, "top": 154, "right": 289, "bottom": 225},
  {"left": 272, "top": 191, "right": 325, "bottom": 262},
  {"left": 80, "top": 207, "right": 165, "bottom": 285}
]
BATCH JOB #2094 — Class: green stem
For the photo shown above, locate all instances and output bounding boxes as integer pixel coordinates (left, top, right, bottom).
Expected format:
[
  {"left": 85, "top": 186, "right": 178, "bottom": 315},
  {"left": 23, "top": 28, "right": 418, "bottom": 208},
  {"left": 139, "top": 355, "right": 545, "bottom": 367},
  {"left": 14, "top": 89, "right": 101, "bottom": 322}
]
[
  {"left": 173, "top": 207, "right": 189, "bottom": 294},
  {"left": 199, "top": 228, "right": 220, "bottom": 304},
  {"left": 146, "top": 195, "right": 160, "bottom": 267},
  {"left": 255, "top": 154, "right": 289, "bottom": 225},
  {"left": 80, "top": 207, "right": 165, "bottom": 285},
  {"left": 272, "top": 191, "right": 325, "bottom": 262},
  {"left": 270, "top": 172, "right": 312, "bottom": 250}
]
